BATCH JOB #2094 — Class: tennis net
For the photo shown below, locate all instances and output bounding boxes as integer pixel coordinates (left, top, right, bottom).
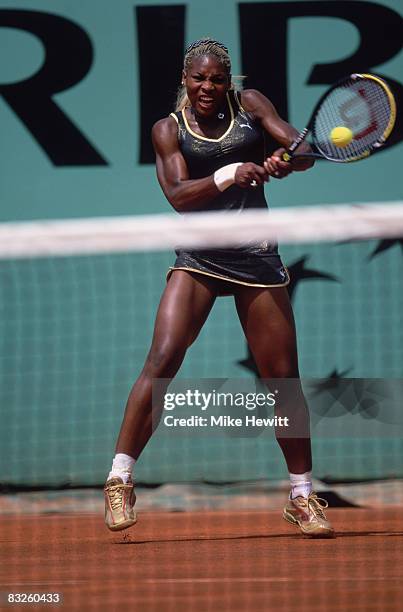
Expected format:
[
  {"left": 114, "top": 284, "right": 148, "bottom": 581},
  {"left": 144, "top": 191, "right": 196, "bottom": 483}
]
[{"left": 1, "top": 201, "right": 403, "bottom": 489}]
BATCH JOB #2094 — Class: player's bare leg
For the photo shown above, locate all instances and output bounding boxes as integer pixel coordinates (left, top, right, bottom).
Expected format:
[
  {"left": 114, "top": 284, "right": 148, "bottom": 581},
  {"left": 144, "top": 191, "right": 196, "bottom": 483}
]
[
  {"left": 234, "top": 285, "right": 334, "bottom": 537},
  {"left": 105, "top": 271, "right": 217, "bottom": 531}
]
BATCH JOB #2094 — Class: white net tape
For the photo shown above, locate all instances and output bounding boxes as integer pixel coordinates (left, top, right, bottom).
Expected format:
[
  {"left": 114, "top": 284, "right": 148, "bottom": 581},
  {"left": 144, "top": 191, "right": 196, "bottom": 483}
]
[{"left": 1, "top": 201, "right": 403, "bottom": 259}]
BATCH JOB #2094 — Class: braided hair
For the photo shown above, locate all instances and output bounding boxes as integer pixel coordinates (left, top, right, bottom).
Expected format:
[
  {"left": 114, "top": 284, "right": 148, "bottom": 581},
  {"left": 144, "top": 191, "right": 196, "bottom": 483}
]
[{"left": 175, "top": 38, "right": 234, "bottom": 111}]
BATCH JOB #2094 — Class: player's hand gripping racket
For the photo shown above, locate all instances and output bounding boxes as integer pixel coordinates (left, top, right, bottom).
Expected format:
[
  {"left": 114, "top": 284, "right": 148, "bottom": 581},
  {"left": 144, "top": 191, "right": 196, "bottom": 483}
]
[{"left": 282, "top": 73, "right": 396, "bottom": 163}]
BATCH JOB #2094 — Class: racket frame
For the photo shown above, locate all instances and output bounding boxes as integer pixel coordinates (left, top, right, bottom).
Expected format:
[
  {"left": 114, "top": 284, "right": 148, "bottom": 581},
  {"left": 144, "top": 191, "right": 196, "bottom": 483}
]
[{"left": 282, "top": 73, "right": 397, "bottom": 163}]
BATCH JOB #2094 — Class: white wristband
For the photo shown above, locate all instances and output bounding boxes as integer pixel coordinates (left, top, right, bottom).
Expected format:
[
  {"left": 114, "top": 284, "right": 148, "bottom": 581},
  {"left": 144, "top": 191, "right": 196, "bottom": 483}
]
[{"left": 213, "top": 163, "right": 243, "bottom": 192}]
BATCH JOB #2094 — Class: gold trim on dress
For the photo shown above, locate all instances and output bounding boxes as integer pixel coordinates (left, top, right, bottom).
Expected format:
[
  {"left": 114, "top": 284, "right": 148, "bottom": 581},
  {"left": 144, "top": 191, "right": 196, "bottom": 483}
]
[
  {"left": 167, "top": 266, "right": 290, "bottom": 288},
  {"left": 169, "top": 112, "right": 179, "bottom": 124},
  {"left": 234, "top": 90, "right": 246, "bottom": 113},
  {"left": 181, "top": 92, "right": 235, "bottom": 142}
]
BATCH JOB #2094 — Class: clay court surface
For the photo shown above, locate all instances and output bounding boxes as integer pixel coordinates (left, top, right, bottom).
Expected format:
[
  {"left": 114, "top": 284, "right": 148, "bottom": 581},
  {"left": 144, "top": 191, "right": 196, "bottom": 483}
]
[{"left": 1, "top": 508, "right": 403, "bottom": 611}]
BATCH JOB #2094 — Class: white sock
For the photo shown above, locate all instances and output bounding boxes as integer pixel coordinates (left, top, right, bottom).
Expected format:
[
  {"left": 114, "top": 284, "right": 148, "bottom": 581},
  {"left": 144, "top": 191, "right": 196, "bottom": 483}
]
[
  {"left": 289, "top": 471, "right": 312, "bottom": 499},
  {"left": 108, "top": 453, "right": 136, "bottom": 484}
]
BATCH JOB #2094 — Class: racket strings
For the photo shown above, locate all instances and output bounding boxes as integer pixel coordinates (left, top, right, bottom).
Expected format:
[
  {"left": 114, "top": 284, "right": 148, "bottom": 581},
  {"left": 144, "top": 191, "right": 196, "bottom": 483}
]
[{"left": 313, "top": 78, "right": 393, "bottom": 161}]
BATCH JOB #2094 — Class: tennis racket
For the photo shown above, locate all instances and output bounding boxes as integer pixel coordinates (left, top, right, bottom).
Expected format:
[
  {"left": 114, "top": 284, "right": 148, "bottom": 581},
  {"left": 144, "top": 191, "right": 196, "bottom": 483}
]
[{"left": 283, "top": 73, "right": 396, "bottom": 163}]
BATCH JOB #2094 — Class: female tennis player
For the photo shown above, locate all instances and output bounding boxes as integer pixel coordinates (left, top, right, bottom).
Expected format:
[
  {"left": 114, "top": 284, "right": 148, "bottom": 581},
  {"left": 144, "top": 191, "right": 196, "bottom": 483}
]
[{"left": 104, "top": 38, "right": 334, "bottom": 537}]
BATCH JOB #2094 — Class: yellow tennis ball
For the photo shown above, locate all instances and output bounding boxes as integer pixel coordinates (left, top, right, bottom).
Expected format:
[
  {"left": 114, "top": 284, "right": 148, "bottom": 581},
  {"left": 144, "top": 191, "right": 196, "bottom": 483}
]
[{"left": 330, "top": 126, "right": 353, "bottom": 147}]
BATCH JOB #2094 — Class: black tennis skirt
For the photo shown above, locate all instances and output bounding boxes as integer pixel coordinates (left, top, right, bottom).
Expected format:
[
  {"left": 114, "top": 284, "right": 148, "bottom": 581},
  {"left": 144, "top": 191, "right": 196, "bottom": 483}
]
[{"left": 167, "top": 247, "right": 290, "bottom": 292}]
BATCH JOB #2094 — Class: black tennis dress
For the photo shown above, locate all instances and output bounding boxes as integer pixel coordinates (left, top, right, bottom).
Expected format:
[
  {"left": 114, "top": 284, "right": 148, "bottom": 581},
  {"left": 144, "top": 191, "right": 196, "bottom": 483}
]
[{"left": 167, "top": 90, "right": 289, "bottom": 290}]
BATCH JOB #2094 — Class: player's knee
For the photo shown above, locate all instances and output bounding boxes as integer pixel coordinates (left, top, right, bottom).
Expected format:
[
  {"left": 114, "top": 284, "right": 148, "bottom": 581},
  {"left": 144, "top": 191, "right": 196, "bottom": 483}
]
[{"left": 145, "top": 340, "right": 186, "bottom": 377}]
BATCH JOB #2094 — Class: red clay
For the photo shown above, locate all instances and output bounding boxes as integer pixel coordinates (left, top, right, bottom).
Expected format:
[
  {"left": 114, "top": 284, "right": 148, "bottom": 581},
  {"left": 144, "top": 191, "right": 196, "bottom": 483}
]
[{"left": 1, "top": 508, "right": 402, "bottom": 611}]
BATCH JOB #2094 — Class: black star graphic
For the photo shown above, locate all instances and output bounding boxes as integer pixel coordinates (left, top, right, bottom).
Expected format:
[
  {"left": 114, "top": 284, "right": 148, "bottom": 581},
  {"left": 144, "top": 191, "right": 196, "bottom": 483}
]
[
  {"left": 369, "top": 239, "right": 403, "bottom": 259},
  {"left": 237, "top": 346, "right": 259, "bottom": 376},
  {"left": 307, "top": 369, "right": 353, "bottom": 420},
  {"left": 309, "top": 368, "right": 352, "bottom": 396},
  {"left": 308, "top": 376, "right": 390, "bottom": 422},
  {"left": 286, "top": 256, "right": 339, "bottom": 300}
]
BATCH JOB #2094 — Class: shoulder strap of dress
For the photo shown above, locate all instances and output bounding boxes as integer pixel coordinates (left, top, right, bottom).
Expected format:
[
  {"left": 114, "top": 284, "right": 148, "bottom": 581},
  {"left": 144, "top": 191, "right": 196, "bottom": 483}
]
[
  {"left": 170, "top": 110, "right": 187, "bottom": 131},
  {"left": 169, "top": 112, "right": 179, "bottom": 124},
  {"left": 233, "top": 89, "right": 246, "bottom": 113}
]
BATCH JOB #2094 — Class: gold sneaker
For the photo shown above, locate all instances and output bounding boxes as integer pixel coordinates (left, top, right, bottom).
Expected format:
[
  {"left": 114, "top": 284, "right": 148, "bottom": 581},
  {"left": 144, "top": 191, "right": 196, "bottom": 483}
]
[
  {"left": 104, "top": 476, "right": 137, "bottom": 531},
  {"left": 283, "top": 492, "right": 335, "bottom": 538}
]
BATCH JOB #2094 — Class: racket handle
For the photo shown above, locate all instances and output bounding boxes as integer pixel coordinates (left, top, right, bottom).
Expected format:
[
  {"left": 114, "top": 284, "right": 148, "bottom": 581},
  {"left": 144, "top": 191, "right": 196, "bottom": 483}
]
[{"left": 283, "top": 128, "right": 309, "bottom": 162}]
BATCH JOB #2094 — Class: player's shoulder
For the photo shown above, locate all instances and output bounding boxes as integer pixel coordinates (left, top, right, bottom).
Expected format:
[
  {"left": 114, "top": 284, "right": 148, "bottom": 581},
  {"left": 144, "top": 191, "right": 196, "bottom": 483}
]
[
  {"left": 237, "top": 89, "right": 277, "bottom": 119},
  {"left": 152, "top": 115, "right": 178, "bottom": 136},
  {"left": 238, "top": 88, "right": 271, "bottom": 109},
  {"left": 151, "top": 115, "right": 179, "bottom": 148}
]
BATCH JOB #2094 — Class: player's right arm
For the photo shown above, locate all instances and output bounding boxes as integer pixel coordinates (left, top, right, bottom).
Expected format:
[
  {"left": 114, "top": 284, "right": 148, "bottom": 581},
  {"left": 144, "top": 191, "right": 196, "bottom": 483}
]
[
  {"left": 152, "top": 117, "right": 267, "bottom": 212},
  {"left": 152, "top": 117, "right": 217, "bottom": 212}
]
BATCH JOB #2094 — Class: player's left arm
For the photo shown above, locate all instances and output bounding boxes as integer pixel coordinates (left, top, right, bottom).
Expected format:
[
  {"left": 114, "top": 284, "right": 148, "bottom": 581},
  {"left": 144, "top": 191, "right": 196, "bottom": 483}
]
[{"left": 239, "top": 89, "right": 314, "bottom": 178}]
